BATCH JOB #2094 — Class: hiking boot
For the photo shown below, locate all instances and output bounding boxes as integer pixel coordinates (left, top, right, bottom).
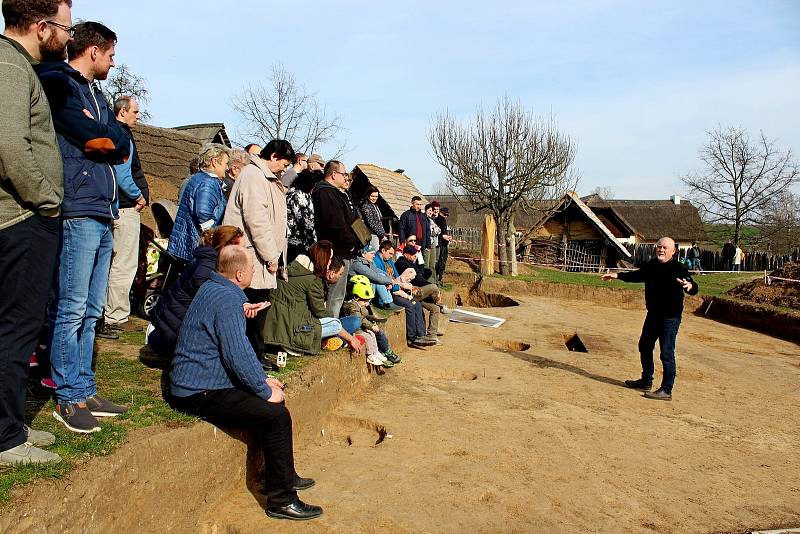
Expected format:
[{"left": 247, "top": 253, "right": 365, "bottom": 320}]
[
  {"left": 96, "top": 321, "right": 119, "bottom": 340},
  {"left": 24, "top": 425, "right": 55, "bottom": 447},
  {"left": 624, "top": 379, "right": 652, "bottom": 391},
  {"left": 379, "top": 354, "right": 394, "bottom": 368},
  {"left": 322, "top": 337, "right": 344, "bottom": 351},
  {"left": 0, "top": 442, "right": 61, "bottom": 465},
  {"left": 85, "top": 395, "right": 128, "bottom": 417},
  {"left": 644, "top": 389, "right": 672, "bottom": 401},
  {"left": 384, "top": 349, "right": 401, "bottom": 364},
  {"left": 53, "top": 403, "right": 101, "bottom": 433}
]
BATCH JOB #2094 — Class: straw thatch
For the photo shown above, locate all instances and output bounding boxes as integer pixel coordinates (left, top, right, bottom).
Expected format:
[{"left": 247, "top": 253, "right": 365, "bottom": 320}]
[
  {"left": 584, "top": 197, "right": 706, "bottom": 243},
  {"left": 173, "top": 123, "right": 231, "bottom": 147},
  {"left": 350, "top": 164, "right": 427, "bottom": 220},
  {"left": 426, "top": 194, "right": 557, "bottom": 229}
]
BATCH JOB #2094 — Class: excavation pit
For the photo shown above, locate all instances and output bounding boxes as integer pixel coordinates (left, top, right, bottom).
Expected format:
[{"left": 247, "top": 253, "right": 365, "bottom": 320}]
[
  {"left": 460, "top": 290, "right": 520, "bottom": 308},
  {"left": 490, "top": 340, "right": 531, "bottom": 352},
  {"left": 563, "top": 332, "right": 588, "bottom": 353}
]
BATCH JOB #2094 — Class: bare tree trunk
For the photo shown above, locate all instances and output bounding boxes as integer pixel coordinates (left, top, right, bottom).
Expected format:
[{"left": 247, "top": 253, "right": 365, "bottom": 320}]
[{"left": 509, "top": 219, "right": 518, "bottom": 276}]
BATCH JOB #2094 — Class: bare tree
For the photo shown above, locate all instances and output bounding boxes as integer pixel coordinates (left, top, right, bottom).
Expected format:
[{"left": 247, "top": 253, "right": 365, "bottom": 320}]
[
  {"left": 231, "top": 64, "right": 345, "bottom": 155},
  {"left": 756, "top": 190, "right": 800, "bottom": 253},
  {"left": 429, "top": 97, "right": 578, "bottom": 275},
  {"left": 591, "top": 186, "right": 616, "bottom": 199},
  {"left": 100, "top": 64, "right": 151, "bottom": 121},
  {"left": 681, "top": 126, "right": 798, "bottom": 246}
]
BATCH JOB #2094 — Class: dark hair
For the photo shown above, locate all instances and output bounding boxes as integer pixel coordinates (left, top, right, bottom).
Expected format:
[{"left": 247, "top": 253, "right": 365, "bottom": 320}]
[
  {"left": 2, "top": 0, "right": 71, "bottom": 30},
  {"left": 309, "top": 240, "right": 333, "bottom": 278},
  {"left": 411, "top": 196, "right": 422, "bottom": 203},
  {"left": 291, "top": 169, "right": 323, "bottom": 195},
  {"left": 189, "top": 156, "right": 200, "bottom": 175},
  {"left": 113, "top": 95, "right": 133, "bottom": 116},
  {"left": 294, "top": 152, "right": 307, "bottom": 165},
  {"left": 329, "top": 256, "right": 345, "bottom": 273},
  {"left": 379, "top": 240, "right": 395, "bottom": 252},
  {"left": 323, "top": 160, "right": 343, "bottom": 177},
  {"left": 244, "top": 143, "right": 259, "bottom": 153},
  {"left": 67, "top": 21, "right": 116, "bottom": 59},
  {"left": 260, "top": 139, "right": 295, "bottom": 162},
  {"left": 430, "top": 200, "right": 440, "bottom": 208},
  {"left": 424, "top": 203, "right": 433, "bottom": 211},
  {"left": 200, "top": 225, "right": 244, "bottom": 252},
  {"left": 362, "top": 186, "right": 379, "bottom": 204}
]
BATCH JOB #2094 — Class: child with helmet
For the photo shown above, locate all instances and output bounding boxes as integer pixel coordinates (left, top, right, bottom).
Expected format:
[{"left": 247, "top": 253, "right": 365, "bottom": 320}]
[{"left": 341, "top": 275, "right": 402, "bottom": 368}]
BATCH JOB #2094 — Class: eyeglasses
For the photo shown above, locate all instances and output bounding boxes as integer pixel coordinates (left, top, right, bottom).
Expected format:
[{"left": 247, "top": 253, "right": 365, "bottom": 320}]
[{"left": 43, "top": 20, "right": 76, "bottom": 37}]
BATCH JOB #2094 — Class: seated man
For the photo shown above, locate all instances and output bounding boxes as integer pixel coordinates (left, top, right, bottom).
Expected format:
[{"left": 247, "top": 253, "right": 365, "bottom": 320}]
[
  {"left": 395, "top": 244, "right": 450, "bottom": 339},
  {"left": 349, "top": 244, "right": 401, "bottom": 311},
  {"left": 169, "top": 245, "right": 321, "bottom": 521}
]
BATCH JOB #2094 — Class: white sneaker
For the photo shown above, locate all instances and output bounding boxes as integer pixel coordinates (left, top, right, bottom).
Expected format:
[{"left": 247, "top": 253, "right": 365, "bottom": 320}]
[
  {"left": 0, "top": 442, "right": 61, "bottom": 465},
  {"left": 367, "top": 353, "right": 384, "bottom": 366},
  {"left": 378, "top": 352, "right": 390, "bottom": 364}
]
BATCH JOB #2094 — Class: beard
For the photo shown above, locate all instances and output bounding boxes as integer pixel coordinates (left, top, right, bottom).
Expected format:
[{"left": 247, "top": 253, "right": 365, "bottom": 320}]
[{"left": 39, "top": 31, "right": 67, "bottom": 62}]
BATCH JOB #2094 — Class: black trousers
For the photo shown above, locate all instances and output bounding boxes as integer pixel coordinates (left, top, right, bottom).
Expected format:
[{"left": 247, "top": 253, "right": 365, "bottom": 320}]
[
  {"left": 169, "top": 388, "right": 297, "bottom": 505},
  {"left": 436, "top": 244, "right": 448, "bottom": 281},
  {"left": 244, "top": 288, "right": 271, "bottom": 357},
  {"left": 0, "top": 215, "right": 60, "bottom": 450}
]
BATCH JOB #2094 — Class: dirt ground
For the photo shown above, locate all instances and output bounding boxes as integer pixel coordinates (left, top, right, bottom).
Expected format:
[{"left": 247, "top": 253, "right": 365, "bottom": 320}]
[{"left": 198, "top": 294, "right": 800, "bottom": 533}]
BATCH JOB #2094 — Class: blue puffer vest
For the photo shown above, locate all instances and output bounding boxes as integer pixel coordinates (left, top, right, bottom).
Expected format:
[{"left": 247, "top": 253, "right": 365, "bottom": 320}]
[
  {"left": 168, "top": 172, "right": 226, "bottom": 261},
  {"left": 36, "top": 61, "right": 131, "bottom": 220}
]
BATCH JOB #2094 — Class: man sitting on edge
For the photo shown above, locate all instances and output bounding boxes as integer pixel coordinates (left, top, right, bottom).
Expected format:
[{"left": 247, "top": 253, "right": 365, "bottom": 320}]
[{"left": 169, "top": 245, "right": 321, "bottom": 521}]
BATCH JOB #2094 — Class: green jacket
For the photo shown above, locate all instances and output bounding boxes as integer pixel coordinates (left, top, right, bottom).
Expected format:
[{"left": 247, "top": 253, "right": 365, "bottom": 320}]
[
  {"left": 263, "top": 255, "right": 330, "bottom": 355},
  {"left": 0, "top": 35, "right": 63, "bottom": 230}
]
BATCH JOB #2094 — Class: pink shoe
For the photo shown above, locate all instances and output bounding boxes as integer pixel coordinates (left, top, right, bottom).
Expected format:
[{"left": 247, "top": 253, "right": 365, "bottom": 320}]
[
  {"left": 29, "top": 354, "right": 39, "bottom": 368},
  {"left": 40, "top": 377, "right": 56, "bottom": 390}
]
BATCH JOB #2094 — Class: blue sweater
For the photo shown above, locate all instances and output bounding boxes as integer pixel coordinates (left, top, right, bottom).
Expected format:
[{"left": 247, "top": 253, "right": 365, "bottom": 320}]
[{"left": 170, "top": 272, "right": 271, "bottom": 400}]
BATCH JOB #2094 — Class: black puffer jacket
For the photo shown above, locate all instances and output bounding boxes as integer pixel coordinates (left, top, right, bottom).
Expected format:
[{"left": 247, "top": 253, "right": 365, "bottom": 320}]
[{"left": 148, "top": 246, "right": 218, "bottom": 357}]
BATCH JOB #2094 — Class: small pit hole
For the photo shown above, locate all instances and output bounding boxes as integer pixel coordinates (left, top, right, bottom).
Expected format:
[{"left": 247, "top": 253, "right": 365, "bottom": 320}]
[{"left": 563, "top": 333, "right": 588, "bottom": 353}]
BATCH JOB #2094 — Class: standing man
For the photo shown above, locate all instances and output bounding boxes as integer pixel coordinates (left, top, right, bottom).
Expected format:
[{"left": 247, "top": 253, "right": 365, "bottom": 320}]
[
  {"left": 434, "top": 205, "right": 451, "bottom": 283},
  {"left": 721, "top": 239, "right": 735, "bottom": 271},
  {"left": 398, "top": 196, "right": 431, "bottom": 261},
  {"left": 39, "top": 21, "right": 131, "bottom": 433},
  {"left": 98, "top": 96, "right": 147, "bottom": 338},
  {"left": 223, "top": 139, "right": 294, "bottom": 356},
  {"left": 602, "top": 237, "right": 698, "bottom": 401},
  {"left": 733, "top": 244, "right": 744, "bottom": 272},
  {"left": 280, "top": 152, "right": 307, "bottom": 188},
  {"left": 311, "top": 160, "right": 359, "bottom": 317},
  {"left": 0, "top": 0, "right": 72, "bottom": 465},
  {"left": 306, "top": 154, "right": 325, "bottom": 172}
]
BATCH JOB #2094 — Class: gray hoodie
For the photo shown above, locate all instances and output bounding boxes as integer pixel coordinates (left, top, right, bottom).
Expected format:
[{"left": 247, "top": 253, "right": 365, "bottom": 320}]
[{"left": 0, "top": 35, "right": 63, "bottom": 230}]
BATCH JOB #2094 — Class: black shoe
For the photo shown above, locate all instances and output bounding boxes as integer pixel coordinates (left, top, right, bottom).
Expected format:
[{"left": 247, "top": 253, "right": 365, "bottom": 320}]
[
  {"left": 53, "top": 403, "right": 101, "bottom": 434},
  {"left": 266, "top": 499, "right": 323, "bottom": 521},
  {"left": 85, "top": 394, "right": 128, "bottom": 417},
  {"left": 261, "top": 356, "right": 280, "bottom": 372},
  {"left": 292, "top": 474, "right": 316, "bottom": 491},
  {"left": 412, "top": 336, "right": 436, "bottom": 347},
  {"left": 383, "top": 349, "right": 401, "bottom": 364},
  {"left": 96, "top": 322, "right": 119, "bottom": 340},
  {"left": 644, "top": 388, "right": 672, "bottom": 401},
  {"left": 407, "top": 340, "right": 427, "bottom": 349},
  {"left": 624, "top": 379, "right": 652, "bottom": 391}
]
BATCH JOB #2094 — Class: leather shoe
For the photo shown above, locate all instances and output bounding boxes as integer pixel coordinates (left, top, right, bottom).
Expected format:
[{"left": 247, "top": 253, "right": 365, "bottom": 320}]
[
  {"left": 292, "top": 474, "right": 315, "bottom": 491},
  {"left": 624, "top": 379, "right": 652, "bottom": 391},
  {"left": 266, "top": 498, "right": 323, "bottom": 521},
  {"left": 644, "top": 388, "right": 672, "bottom": 401}
]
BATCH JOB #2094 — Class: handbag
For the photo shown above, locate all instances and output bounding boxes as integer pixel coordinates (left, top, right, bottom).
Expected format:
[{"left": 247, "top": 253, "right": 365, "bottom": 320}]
[{"left": 350, "top": 217, "right": 372, "bottom": 247}]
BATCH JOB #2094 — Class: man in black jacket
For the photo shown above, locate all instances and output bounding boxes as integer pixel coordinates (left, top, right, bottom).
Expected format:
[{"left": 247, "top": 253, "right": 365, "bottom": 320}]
[
  {"left": 311, "top": 160, "right": 359, "bottom": 317},
  {"left": 100, "top": 96, "right": 148, "bottom": 337},
  {"left": 602, "top": 237, "right": 698, "bottom": 401},
  {"left": 395, "top": 245, "right": 447, "bottom": 340}
]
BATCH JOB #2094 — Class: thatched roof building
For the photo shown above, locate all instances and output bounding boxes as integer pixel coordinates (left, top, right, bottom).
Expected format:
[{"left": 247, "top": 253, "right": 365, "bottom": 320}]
[
  {"left": 173, "top": 123, "right": 231, "bottom": 147},
  {"left": 583, "top": 195, "right": 706, "bottom": 244},
  {"left": 426, "top": 194, "right": 558, "bottom": 229},
  {"left": 350, "top": 164, "right": 427, "bottom": 218}
]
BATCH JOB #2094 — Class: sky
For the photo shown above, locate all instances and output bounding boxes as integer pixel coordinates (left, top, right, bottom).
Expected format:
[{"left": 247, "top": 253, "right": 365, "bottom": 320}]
[{"left": 5, "top": 0, "right": 799, "bottom": 198}]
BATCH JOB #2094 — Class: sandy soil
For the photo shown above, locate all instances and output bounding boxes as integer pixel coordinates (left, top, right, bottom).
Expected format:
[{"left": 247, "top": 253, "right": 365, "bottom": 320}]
[{"left": 199, "top": 294, "right": 800, "bottom": 533}]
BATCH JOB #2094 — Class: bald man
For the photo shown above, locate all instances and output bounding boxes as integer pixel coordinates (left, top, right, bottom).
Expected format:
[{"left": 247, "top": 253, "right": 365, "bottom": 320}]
[
  {"left": 169, "top": 245, "right": 322, "bottom": 520},
  {"left": 602, "top": 237, "right": 698, "bottom": 401}
]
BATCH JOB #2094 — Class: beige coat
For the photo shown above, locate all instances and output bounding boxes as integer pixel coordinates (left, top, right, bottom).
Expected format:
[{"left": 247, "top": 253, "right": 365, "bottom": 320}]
[{"left": 222, "top": 157, "right": 287, "bottom": 289}]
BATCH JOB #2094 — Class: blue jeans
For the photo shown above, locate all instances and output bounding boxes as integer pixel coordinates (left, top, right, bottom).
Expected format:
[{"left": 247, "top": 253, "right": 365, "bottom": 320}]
[
  {"left": 638, "top": 314, "right": 681, "bottom": 393},
  {"left": 392, "top": 295, "right": 426, "bottom": 341},
  {"left": 49, "top": 217, "right": 113, "bottom": 405},
  {"left": 319, "top": 316, "right": 361, "bottom": 338},
  {"left": 374, "top": 283, "right": 393, "bottom": 306}
]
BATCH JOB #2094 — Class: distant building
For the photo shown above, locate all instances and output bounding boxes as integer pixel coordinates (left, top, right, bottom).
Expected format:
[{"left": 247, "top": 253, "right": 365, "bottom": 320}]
[{"left": 172, "top": 123, "right": 232, "bottom": 147}]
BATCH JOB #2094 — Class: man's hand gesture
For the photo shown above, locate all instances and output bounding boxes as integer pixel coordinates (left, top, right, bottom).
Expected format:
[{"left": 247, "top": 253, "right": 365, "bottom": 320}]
[{"left": 676, "top": 278, "right": 693, "bottom": 291}]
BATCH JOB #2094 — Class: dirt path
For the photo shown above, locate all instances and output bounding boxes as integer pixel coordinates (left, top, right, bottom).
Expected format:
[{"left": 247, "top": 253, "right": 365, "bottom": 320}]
[{"left": 203, "top": 295, "right": 800, "bottom": 533}]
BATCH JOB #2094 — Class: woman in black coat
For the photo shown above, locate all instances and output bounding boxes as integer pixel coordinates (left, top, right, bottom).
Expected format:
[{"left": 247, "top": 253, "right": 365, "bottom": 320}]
[{"left": 147, "top": 225, "right": 244, "bottom": 358}]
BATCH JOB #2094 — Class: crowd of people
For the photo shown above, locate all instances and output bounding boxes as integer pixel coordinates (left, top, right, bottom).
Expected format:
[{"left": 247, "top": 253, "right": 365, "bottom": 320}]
[{"left": 0, "top": 0, "right": 450, "bottom": 521}]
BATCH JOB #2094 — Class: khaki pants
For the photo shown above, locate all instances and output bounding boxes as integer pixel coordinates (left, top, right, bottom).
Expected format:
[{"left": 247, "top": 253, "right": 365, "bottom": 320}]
[
  {"left": 425, "top": 246, "right": 438, "bottom": 284},
  {"left": 104, "top": 207, "right": 140, "bottom": 325},
  {"left": 414, "top": 283, "right": 440, "bottom": 335}
]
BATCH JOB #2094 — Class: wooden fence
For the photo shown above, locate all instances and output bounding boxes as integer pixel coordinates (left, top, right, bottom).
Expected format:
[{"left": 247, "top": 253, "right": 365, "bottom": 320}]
[{"left": 627, "top": 244, "right": 800, "bottom": 272}]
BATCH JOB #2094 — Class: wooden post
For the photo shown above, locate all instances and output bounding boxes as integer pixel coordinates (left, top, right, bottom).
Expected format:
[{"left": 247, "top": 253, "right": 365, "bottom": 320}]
[
  {"left": 481, "top": 213, "right": 496, "bottom": 275},
  {"left": 509, "top": 220, "right": 518, "bottom": 277}
]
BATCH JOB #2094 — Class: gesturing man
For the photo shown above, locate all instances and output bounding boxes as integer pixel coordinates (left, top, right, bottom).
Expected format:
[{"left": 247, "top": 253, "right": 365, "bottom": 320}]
[
  {"left": 169, "top": 245, "right": 322, "bottom": 521},
  {"left": 602, "top": 237, "right": 698, "bottom": 401}
]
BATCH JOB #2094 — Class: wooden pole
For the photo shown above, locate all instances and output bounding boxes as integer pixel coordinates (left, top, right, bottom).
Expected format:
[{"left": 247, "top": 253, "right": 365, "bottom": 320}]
[{"left": 481, "top": 213, "right": 496, "bottom": 275}]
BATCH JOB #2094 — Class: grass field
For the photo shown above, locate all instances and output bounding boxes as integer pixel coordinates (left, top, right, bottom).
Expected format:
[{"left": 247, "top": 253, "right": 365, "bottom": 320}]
[{"left": 499, "top": 266, "right": 762, "bottom": 297}]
